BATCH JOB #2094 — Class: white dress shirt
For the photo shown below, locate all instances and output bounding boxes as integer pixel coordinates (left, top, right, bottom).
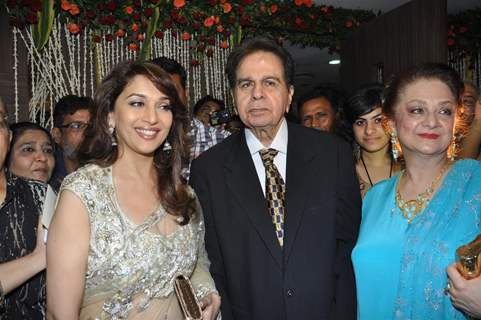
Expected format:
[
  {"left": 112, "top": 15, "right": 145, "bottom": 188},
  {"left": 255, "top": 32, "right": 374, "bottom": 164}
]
[{"left": 245, "top": 118, "right": 288, "bottom": 196}]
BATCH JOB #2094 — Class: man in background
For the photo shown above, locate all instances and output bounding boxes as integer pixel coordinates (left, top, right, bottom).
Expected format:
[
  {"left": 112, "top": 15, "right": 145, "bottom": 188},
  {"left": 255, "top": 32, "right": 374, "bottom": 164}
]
[
  {"left": 50, "top": 95, "right": 91, "bottom": 190},
  {"left": 150, "top": 57, "right": 230, "bottom": 163},
  {"left": 298, "top": 87, "right": 340, "bottom": 132}
]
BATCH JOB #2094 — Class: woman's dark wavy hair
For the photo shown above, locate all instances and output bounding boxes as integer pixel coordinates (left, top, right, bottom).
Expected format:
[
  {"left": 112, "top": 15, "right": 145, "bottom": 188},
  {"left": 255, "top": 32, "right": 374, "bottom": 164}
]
[{"left": 78, "top": 61, "right": 194, "bottom": 224}]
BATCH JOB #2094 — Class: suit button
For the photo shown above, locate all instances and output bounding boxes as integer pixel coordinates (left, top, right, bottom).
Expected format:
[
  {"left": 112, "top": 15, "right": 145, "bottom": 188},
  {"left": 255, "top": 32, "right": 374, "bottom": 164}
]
[{"left": 286, "top": 289, "right": 294, "bottom": 297}]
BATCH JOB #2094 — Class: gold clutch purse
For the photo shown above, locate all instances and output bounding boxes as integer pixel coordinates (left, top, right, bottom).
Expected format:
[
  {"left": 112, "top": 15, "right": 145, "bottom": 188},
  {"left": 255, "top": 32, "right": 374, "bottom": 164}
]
[
  {"left": 456, "top": 234, "right": 481, "bottom": 280},
  {"left": 174, "top": 275, "right": 202, "bottom": 320}
]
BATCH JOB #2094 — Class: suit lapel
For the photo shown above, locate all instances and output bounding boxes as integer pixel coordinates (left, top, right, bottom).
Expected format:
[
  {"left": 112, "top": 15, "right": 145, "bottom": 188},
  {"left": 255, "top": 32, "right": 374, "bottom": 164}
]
[
  {"left": 224, "top": 132, "right": 283, "bottom": 268},
  {"left": 284, "top": 123, "right": 317, "bottom": 262}
]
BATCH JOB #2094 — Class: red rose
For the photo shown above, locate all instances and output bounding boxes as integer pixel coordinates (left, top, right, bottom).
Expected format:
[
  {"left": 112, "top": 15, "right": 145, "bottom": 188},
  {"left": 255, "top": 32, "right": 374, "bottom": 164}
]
[
  {"left": 171, "top": 30, "right": 177, "bottom": 38},
  {"left": 193, "top": 11, "right": 202, "bottom": 20},
  {"left": 137, "top": 34, "right": 144, "bottom": 41},
  {"left": 270, "top": 4, "right": 278, "bottom": 13},
  {"left": 69, "top": 4, "right": 80, "bottom": 16},
  {"left": 129, "top": 42, "right": 139, "bottom": 51},
  {"left": 295, "top": 17, "right": 302, "bottom": 25},
  {"left": 106, "top": 1, "right": 117, "bottom": 12},
  {"left": 105, "top": 34, "right": 114, "bottom": 41},
  {"left": 193, "top": 23, "right": 201, "bottom": 31},
  {"left": 154, "top": 31, "right": 164, "bottom": 38},
  {"left": 133, "top": 0, "right": 141, "bottom": 7},
  {"left": 163, "top": 20, "right": 172, "bottom": 28},
  {"left": 170, "top": 8, "right": 179, "bottom": 20},
  {"left": 107, "top": 15, "right": 116, "bottom": 24},
  {"left": 209, "top": 0, "right": 216, "bottom": 6},
  {"left": 220, "top": 40, "right": 229, "bottom": 49},
  {"left": 447, "top": 38, "right": 455, "bottom": 46},
  {"left": 304, "top": 0, "right": 313, "bottom": 7},
  {"left": 96, "top": 3, "right": 105, "bottom": 10},
  {"left": 295, "top": 0, "right": 303, "bottom": 6},
  {"left": 26, "top": 11, "right": 38, "bottom": 24},
  {"left": 86, "top": 9, "right": 96, "bottom": 19},
  {"left": 131, "top": 23, "right": 139, "bottom": 32},
  {"left": 173, "top": 0, "right": 185, "bottom": 8},
  {"left": 67, "top": 22, "right": 80, "bottom": 34},
  {"left": 206, "top": 48, "right": 214, "bottom": 57},
  {"left": 93, "top": 35, "right": 102, "bottom": 43},
  {"left": 459, "top": 26, "right": 468, "bottom": 33},
  {"left": 223, "top": 3, "right": 232, "bottom": 13},
  {"left": 237, "top": 5, "right": 245, "bottom": 14},
  {"left": 447, "top": 29, "right": 455, "bottom": 36},
  {"left": 133, "top": 13, "right": 141, "bottom": 21},
  {"left": 177, "top": 16, "right": 187, "bottom": 25},
  {"left": 190, "top": 59, "right": 200, "bottom": 67},
  {"left": 239, "top": 16, "right": 249, "bottom": 26},
  {"left": 181, "top": 32, "right": 191, "bottom": 41},
  {"left": 144, "top": 8, "right": 153, "bottom": 17},
  {"left": 345, "top": 20, "right": 353, "bottom": 28},
  {"left": 207, "top": 37, "right": 215, "bottom": 45},
  {"left": 204, "top": 16, "right": 215, "bottom": 27},
  {"left": 199, "top": 34, "right": 206, "bottom": 42},
  {"left": 116, "top": 29, "right": 126, "bottom": 38},
  {"left": 216, "top": 24, "right": 224, "bottom": 33}
]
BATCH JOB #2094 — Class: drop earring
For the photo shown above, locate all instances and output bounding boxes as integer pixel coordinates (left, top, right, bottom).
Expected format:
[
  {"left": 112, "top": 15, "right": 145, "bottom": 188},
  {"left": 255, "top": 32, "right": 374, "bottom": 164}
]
[
  {"left": 162, "top": 140, "right": 172, "bottom": 151},
  {"left": 109, "top": 126, "right": 117, "bottom": 146},
  {"left": 390, "top": 131, "right": 399, "bottom": 161}
]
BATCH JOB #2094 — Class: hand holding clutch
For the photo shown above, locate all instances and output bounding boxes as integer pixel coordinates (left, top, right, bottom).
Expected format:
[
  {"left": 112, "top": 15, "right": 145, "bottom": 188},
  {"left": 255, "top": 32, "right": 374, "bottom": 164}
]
[
  {"left": 174, "top": 275, "right": 202, "bottom": 320},
  {"left": 456, "top": 234, "right": 481, "bottom": 280}
]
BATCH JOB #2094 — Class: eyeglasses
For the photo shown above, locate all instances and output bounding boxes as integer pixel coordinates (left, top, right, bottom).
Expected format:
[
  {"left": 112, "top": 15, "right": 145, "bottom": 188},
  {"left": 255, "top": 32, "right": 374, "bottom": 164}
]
[{"left": 61, "top": 121, "right": 89, "bottom": 130}]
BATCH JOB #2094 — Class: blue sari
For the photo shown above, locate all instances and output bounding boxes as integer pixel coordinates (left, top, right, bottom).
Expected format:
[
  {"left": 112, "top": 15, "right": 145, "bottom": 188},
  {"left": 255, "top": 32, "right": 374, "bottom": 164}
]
[{"left": 352, "top": 160, "right": 481, "bottom": 320}]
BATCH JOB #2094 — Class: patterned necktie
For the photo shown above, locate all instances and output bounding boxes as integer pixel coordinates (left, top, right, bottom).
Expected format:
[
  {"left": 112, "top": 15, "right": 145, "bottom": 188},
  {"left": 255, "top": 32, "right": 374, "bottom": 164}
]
[{"left": 259, "top": 148, "right": 285, "bottom": 247}]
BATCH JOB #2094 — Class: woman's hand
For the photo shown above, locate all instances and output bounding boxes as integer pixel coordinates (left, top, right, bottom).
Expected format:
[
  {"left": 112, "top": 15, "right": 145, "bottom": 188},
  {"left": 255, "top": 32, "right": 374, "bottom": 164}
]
[
  {"left": 32, "top": 216, "right": 46, "bottom": 268},
  {"left": 199, "top": 292, "right": 221, "bottom": 320},
  {"left": 447, "top": 263, "right": 481, "bottom": 318}
]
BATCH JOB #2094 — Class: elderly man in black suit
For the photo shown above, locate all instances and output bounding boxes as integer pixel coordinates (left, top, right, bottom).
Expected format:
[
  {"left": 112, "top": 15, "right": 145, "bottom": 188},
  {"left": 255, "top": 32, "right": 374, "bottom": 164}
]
[{"left": 190, "top": 37, "right": 361, "bottom": 320}]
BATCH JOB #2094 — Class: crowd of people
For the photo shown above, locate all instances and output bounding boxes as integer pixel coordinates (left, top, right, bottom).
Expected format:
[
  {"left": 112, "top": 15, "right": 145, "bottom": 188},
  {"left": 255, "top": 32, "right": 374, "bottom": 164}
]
[{"left": 0, "top": 36, "right": 480, "bottom": 320}]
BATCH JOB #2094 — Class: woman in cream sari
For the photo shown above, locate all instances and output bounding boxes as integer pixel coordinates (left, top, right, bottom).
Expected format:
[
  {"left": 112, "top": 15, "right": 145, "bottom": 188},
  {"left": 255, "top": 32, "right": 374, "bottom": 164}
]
[{"left": 47, "top": 61, "right": 220, "bottom": 319}]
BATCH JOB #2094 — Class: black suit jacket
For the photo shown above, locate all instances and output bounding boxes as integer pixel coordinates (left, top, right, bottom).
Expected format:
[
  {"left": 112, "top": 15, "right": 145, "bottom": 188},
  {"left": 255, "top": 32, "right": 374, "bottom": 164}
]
[{"left": 190, "top": 122, "right": 361, "bottom": 320}]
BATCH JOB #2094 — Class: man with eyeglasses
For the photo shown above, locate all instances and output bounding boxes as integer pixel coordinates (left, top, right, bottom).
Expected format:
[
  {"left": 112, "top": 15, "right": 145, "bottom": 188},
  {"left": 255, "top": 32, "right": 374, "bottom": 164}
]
[{"left": 50, "top": 95, "right": 92, "bottom": 191}]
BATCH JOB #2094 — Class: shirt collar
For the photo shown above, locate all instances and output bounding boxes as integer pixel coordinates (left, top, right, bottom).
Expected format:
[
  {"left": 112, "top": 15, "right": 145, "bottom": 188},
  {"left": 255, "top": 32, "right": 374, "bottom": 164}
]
[{"left": 245, "top": 118, "right": 288, "bottom": 156}]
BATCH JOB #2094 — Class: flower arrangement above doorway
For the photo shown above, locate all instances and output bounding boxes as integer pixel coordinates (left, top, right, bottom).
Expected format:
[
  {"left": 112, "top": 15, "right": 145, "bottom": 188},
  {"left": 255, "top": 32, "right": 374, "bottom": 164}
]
[{"left": 6, "top": 0, "right": 376, "bottom": 60}]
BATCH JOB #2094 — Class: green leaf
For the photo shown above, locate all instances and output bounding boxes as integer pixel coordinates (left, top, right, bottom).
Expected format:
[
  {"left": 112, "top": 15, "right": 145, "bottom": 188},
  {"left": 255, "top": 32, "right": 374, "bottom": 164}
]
[
  {"left": 139, "top": 7, "right": 160, "bottom": 61},
  {"left": 31, "top": 0, "right": 55, "bottom": 51}
]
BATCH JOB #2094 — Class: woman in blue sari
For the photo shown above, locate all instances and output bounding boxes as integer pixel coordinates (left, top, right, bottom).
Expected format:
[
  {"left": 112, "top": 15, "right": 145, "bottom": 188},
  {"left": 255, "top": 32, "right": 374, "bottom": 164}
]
[{"left": 352, "top": 63, "right": 481, "bottom": 320}]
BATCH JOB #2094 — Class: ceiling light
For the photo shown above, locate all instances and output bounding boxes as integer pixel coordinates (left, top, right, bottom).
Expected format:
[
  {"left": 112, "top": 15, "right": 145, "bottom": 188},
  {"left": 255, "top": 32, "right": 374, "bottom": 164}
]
[{"left": 329, "top": 59, "right": 341, "bottom": 65}]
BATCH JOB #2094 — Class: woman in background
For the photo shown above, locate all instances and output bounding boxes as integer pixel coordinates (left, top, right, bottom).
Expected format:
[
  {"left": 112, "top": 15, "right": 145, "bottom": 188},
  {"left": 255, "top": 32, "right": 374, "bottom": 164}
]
[
  {"left": 344, "top": 85, "right": 401, "bottom": 197},
  {"left": 47, "top": 61, "right": 220, "bottom": 319},
  {"left": 7, "top": 122, "right": 55, "bottom": 183},
  {"left": 352, "top": 63, "right": 481, "bottom": 319},
  {"left": 0, "top": 100, "right": 47, "bottom": 319}
]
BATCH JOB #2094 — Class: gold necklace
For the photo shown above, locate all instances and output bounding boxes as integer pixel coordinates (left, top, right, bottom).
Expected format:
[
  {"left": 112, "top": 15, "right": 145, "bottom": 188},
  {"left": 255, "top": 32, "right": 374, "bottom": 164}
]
[{"left": 395, "top": 162, "right": 451, "bottom": 223}]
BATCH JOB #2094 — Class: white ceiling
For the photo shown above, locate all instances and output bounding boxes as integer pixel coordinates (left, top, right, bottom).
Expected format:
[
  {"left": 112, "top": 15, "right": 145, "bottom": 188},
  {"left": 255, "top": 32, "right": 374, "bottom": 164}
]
[{"left": 288, "top": 0, "right": 480, "bottom": 95}]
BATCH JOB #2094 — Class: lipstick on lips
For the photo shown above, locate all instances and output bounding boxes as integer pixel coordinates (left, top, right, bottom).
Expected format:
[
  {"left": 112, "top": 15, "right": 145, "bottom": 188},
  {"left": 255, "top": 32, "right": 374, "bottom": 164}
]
[{"left": 418, "top": 133, "right": 440, "bottom": 139}]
